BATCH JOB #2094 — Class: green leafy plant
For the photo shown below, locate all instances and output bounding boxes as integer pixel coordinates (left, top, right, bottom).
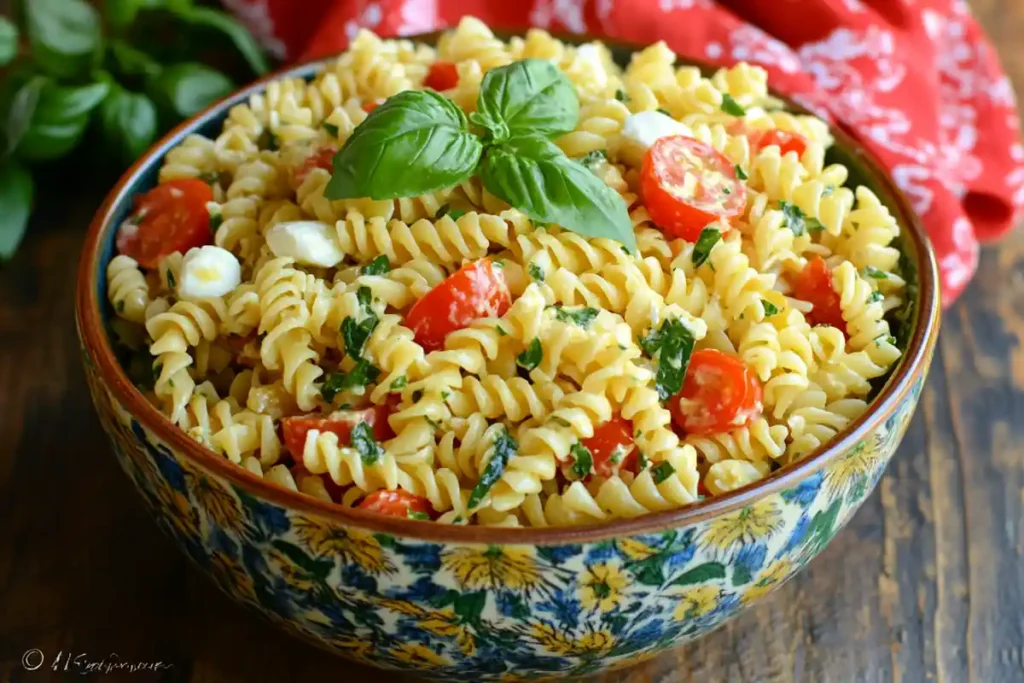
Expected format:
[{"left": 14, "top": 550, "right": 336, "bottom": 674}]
[
  {"left": 0, "top": 0, "right": 270, "bottom": 260},
  {"left": 325, "top": 59, "right": 636, "bottom": 252}
]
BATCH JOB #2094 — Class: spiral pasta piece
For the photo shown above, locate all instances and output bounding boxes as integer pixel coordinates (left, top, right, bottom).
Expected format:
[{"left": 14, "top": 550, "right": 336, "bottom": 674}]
[{"left": 107, "top": 255, "right": 151, "bottom": 324}]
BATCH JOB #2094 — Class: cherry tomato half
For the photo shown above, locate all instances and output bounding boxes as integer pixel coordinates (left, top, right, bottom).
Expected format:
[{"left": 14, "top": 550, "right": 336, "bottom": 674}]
[
  {"left": 424, "top": 61, "right": 459, "bottom": 91},
  {"left": 406, "top": 258, "right": 511, "bottom": 352},
  {"left": 115, "top": 178, "right": 214, "bottom": 268},
  {"left": 358, "top": 490, "right": 435, "bottom": 519},
  {"left": 751, "top": 129, "right": 808, "bottom": 158},
  {"left": 282, "top": 406, "right": 392, "bottom": 459},
  {"left": 293, "top": 144, "right": 338, "bottom": 189},
  {"left": 579, "top": 415, "right": 637, "bottom": 478},
  {"left": 640, "top": 136, "right": 746, "bottom": 242},
  {"left": 791, "top": 256, "right": 847, "bottom": 335},
  {"left": 670, "top": 349, "right": 762, "bottom": 435}
]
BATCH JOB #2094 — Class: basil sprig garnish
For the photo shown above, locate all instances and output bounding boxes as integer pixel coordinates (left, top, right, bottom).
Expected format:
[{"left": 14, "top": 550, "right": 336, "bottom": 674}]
[
  {"left": 467, "top": 428, "right": 518, "bottom": 510},
  {"left": 641, "top": 318, "right": 697, "bottom": 401},
  {"left": 326, "top": 59, "right": 635, "bottom": 252}
]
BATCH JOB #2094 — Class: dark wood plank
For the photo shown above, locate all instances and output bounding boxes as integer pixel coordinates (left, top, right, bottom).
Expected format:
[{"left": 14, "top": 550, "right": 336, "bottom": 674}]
[{"left": 2, "top": 1, "right": 1023, "bottom": 681}]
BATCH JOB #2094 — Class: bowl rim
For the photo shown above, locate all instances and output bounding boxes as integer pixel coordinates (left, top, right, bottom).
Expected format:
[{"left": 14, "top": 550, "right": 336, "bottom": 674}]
[{"left": 76, "top": 38, "right": 941, "bottom": 545}]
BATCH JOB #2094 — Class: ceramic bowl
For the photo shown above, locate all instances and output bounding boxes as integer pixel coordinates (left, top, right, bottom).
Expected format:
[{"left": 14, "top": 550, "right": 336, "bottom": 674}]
[{"left": 75, "top": 37, "right": 940, "bottom": 681}]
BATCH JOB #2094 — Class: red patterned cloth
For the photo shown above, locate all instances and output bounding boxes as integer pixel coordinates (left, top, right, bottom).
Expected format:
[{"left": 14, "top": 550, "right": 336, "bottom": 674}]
[{"left": 224, "top": 0, "right": 1024, "bottom": 306}]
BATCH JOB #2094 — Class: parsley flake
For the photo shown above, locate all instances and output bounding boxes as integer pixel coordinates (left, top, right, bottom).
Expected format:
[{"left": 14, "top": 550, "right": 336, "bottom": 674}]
[
  {"left": 615, "top": 88, "right": 630, "bottom": 103},
  {"left": 320, "top": 360, "right": 381, "bottom": 403},
  {"left": 528, "top": 263, "right": 545, "bottom": 282},
  {"left": 861, "top": 266, "right": 889, "bottom": 280},
  {"left": 360, "top": 255, "right": 391, "bottom": 276},
  {"left": 390, "top": 375, "right": 408, "bottom": 391},
  {"left": 651, "top": 461, "right": 675, "bottom": 484},
  {"left": 735, "top": 164, "right": 748, "bottom": 181},
  {"left": 761, "top": 299, "right": 780, "bottom": 317},
  {"left": 641, "top": 318, "right": 697, "bottom": 401},
  {"left": 322, "top": 122, "right": 340, "bottom": 137},
  {"left": 351, "top": 422, "right": 384, "bottom": 465},
  {"left": 720, "top": 94, "right": 746, "bottom": 116},
  {"left": 517, "top": 338, "right": 543, "bottom": 371},
  {"left": 467, "top": 428, "right": 518, "bottom": 509},
  {"left": 692, "top": 227, "right": 722, "bottom": 268},
  {"left": 779, "top": 201, "right": 824, "bottom": 236},
  {"left": 550, "top": 305, "right": 599, "bottom": 329},
  {"left": 570, "top": 442, "right": 594, "bottom": 479}
]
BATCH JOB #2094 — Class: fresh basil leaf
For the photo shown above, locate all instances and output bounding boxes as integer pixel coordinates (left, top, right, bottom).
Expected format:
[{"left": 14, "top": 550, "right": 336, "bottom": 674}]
[
  {"left": 407, "top": 510, "right": 430, "bottom": 521},
  {"left": 720, "top": 94, "right": 746, "bottom": 117},
  {"left": 26, "top": 0, "right": 101, "bottom": 78},
  {"left": 579, "top": 149, "right": 606, "bottom": 170},
  {"left": 735, "top": 164, "right": 748, "bottom": 181},
  {"left": 651, "top": 461, "right": 675, "bottom": 484},
  {"left": 467, "top": 428, "right": 517, "bottom": 510},
  {"left": 360, "top": 255, "right": 391, "bottom": 276},
  {"left": 16, "top": 114, "right": 89, "bottom": 162},
  {"left": 516, "top": 338, "right": 543, "bottom": 371},
  {"left": 326, "top": 90, "right": 483, "bottom": 201},
  {"left": 0, "top": 16, "right": 17, "bottom": 67},
  {"left": 4, "top": 76, "right": 46, "bottom": 157},
  {"left": 34, "top": 81, "right": 110, "bottom": 121},
  {"left": 104, "top": 0, "right": 166, "bottom": 29},
  {"left": 779, "top": 201, "right": 823, "bottom": 236},
  {"left": 649, "top": 318, "right": 696, "bottom": 401},
  {"left": 174, "top": 6, "right": 270, "bottom": 76},
  {"left": 468, "top": 110, "right": 509, "bottom": 143},
  {"left": 350, "top": 421, "right": 384, "bottom": 466},
  {"left": 761, "top": 299, "right": 780, "bottom": 317},
  {"left": 480, "top": 136, "right": 635, "bottom": 252},
  {"left": 0, "top": 161, "right": 34, "bottom": 260},
  {"left": 528, "top": 263, "right": 544, "bottom": 282},
  {"left": 861, "top": 266, "right": 889, "bottom": 280},
  {"left": 99, "top": 87, "right": 158, "bottom": 165},
  {"left": 342, "top": 315, "right": 378, "bottom": 360},
  {"left": 570, "top": 442, "right": 593, "bottom": 479},
  {"left": 476, "top": 59, "right": 579, "bottom": 139},
  {"left": 550, "top": 305, "right": 598, "bottom": 329},
  {"left": 152, "top": 63, "right": 234, "bottom": 118},
  {"left": 692, "top": 227, "right": 721, "bottom": 268},
  {"left": 320, "top": 360, "right": 380, "bottom": 403},
  {"left": 110, "top": 40, "right": 162, "bottom": 79}
]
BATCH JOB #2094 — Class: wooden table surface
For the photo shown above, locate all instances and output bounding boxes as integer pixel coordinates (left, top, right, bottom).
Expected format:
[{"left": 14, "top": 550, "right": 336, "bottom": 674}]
[{"left": 3, "top": 3, "right": 1024, "bottom": 682}]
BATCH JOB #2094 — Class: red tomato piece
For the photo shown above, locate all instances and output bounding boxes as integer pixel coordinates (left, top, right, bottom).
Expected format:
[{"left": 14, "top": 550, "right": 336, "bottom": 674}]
[
  {"left": 579, "top": 415, "right": 637, "bottom": 478},
  {"left": 670, "top": 349, "right": 762, "bottom": 435},
  {"left": 424, "top": 61, "right": 459, "bottom": 91},
  {"left": 792, "top": 256, "right": 848, "bottom": 335},
  {"left": 281, "top": 407, "right": 391, "bottom": 459},
  {"left": 362, "top": 100, "right": 380, "bottom": 113},
  {"left": 751, "top": 129, "right": 808, "bottom": 158},
  {"left": 115, "top": 178, "right": 214, "bottom": 268},
  {"left": 406, "top": 259, "right": 511, "bottom": 352},
  {"left": 358, "top": 490, "right": 435, "bottom": 519},
  {"left": 640, "top": 136, "right": 746, "bottom": 242},
  {"left": 294, "top": 144, "right": 338, "bottom": 188}
]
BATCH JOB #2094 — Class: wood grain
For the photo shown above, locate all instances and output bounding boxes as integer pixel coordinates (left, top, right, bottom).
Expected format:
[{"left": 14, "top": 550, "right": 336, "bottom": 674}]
[{"left": 2, "top": 1, "right": 1024, "bottom": 681}]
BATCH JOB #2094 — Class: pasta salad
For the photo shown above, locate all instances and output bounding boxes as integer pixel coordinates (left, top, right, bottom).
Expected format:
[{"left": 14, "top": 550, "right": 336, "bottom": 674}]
[{"left": 106, "top": 18, "right": 907, "bottom": 527}]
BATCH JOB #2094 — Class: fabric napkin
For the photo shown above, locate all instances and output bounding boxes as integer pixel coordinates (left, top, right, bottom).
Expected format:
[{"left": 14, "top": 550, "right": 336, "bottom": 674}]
[{"left": 223, "top": 0, "right": 1024, "bottom": 306}]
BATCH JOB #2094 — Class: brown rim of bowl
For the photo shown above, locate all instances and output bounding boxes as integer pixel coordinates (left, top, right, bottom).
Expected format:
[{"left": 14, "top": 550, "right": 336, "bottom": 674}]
[{"left": 76, "top": 37, "right": 941, "bottom": 546}]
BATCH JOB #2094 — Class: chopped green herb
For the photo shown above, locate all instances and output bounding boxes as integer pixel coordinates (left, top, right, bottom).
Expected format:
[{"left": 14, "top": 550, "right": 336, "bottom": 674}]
[
  {"left": 351, "top": 421, "right": 384, "bottom": 465},
  {"left": 651, "top": 461, "right": 675, "bottom": 484},
  {"left": 407, "top": 510, "right": 430, "bottom": 520},
  {"left": 761, "top": 299, "right": 780, "bottom": 317},
  {"left": 735, "top": 164, "right": 748, "bottom": 181},
  {"left": 570, "top": 442, "right": 594, "bottom": 479},
  {"left": 360, "top": 255, "right": 391, "bottom": 276},
  {"left": 496, "top": 325, "right": 508, "bottom": 337},
  {"left": 441, "top": 390, "right": 451, "bottom": 400},
  {"left": 867, "top": 290, "right": 884, "bottom": 304},
  {"left": 641, "top": 317, "right": 697, "bottom": 401},
  {"left": 692, "top": 227, "right": 722, "bottom": 268},
  {"left": 822, "top": 184, "right": 835, "bottom": 197},
  {"left": 342, "top": 286, "right": 379, "bottom": 359},
  {"left": 861, "top": 266, "right": 889, "bottom": 280},
  {"left": 615, "top": 88, "right": 630, "bottom": 103},
  {"left": 723, "top": 187, "right": 731, "bottom": 194},
  {"left": 209, "top": 211, "right": 223, "bottom": 233},
  {"left": 608, "top": 445, "right": 626, "bottom": 466},
  {"left": 166, "top": 268, "right": 176, "bottom": 289},
  {"left": 257, "top": 129, "right": 279, "bottom": 151},
  {"left": 390, "top": 375, "right": 408, "bottom": 391},
  {"left": 435, "top": 203, "right": 467, "bottom": 221},
  {"left": 517, "top": 338, "right": 543, "bottom": 371},
  {"left": 656, "top": 108, "right": 672, "bottom": 117},
  {"left": 322, "top": 122, "right": 340, "bottom": 137},
  {"left": 637, "top": 452, "right": 649, "bottom": 471},
  {"left": 550, "top": 305, "right": 599, "bottom": 329},
  {"left": 579, "top": 149, "right": 606, "bottom": 170},
  {"left": 528, "top": 263, "right": 545, "bottom": 282},
  {"left": 320, "top": 360, "right": 381, "bottom": 403},
  {"left": 720, "top": 94, "right": 746, "bottom": 117},
  {"left": 779, "top": 200, "right": 824, "bottom": 236},
  {"left": 467, "top": 428, "right": 518, "bottom": 509}
]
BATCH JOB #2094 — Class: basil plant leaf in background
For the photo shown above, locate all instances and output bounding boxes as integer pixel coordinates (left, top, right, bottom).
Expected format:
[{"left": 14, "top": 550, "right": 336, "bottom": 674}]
[
  {"left": 0, "top": 16, "right": 18, "bottom": 67},
  {"left": 174, "top": 6, "right": 271, "bottom": 76},
  {"left": 476, "top": 59, "right": 579, "bottom": 139},
  {"left": 100, "top": 87, "right": 159, "bottom": 166},
  {"left": 151, "top": 62, "right": 235, "bottom": 118},
  {"left": 326, "top": 89, "right": 484, "bottom": 201},
  {"left": 16, "top": 80, "right": 112, "bottom": 162},
  {"left": 104, "top": 0, "right": 169, "bottom": 30},
  {"left": 25, "top": 0, "right": 103, "bottom": 79},
  {"left": 3, "top": 76, "right": 47, "bottom": 157},
  {"left": 0, "top": 161, "right": 34, "bottom": 261},
  {"left": 480, "top": 136, "right": 637, "bottom": 252}
]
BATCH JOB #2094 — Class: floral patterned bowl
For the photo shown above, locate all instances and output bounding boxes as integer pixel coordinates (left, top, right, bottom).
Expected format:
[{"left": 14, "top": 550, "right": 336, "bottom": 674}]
[{"left": 75, "top": 42, "right": 940, "bottom": 681}]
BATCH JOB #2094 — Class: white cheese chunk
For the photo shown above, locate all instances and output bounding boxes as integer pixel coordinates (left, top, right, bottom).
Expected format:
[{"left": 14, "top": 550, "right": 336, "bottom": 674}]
[
  {"left": 265, "top": 220, "right": 344, "bottom": 268},
  {"left": 619, "top": 110, "right": 692, "bottom": 166},
  {"left": 178, "top": 246, "right": 241, "bottom": 299}
]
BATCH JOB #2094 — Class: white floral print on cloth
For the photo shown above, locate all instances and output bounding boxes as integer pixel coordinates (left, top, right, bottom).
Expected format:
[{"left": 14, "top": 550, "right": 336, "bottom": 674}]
[{"left": 223, "top": 0, "right": 1023, "bottom": 305}]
